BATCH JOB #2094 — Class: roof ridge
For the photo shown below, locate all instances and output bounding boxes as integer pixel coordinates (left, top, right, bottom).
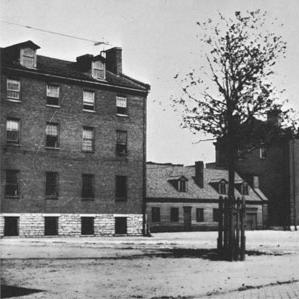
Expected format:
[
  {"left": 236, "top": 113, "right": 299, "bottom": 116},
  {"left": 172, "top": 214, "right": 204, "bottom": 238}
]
[
  {"left": 37, "top": 54, "right": 74, "bottom": 64},
  {"left": 120, "top": 73, "right": 150, "bottom": 89}
]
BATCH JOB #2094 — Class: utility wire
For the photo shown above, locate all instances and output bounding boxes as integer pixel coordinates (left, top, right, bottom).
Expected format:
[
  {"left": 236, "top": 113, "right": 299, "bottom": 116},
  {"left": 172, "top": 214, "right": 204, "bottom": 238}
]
[{"left": 0, "top": 19, "right": 110, "bottom": 46}]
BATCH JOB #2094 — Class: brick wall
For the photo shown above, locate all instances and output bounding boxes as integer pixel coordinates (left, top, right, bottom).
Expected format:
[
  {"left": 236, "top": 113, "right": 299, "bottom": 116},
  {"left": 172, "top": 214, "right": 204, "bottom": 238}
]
[{"left": 1, "top": 73, "right": 146, "bottom": 216}]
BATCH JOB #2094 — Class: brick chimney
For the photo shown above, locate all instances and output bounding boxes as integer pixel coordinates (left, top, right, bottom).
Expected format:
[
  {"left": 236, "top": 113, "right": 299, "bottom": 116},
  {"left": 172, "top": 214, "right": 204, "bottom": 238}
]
[
  {"left": 76, "top": 54, "right": 93, "bottom": 71},
  {"left": 195, "top": 161, "right": 204, "bottom": 188},
  {"left": 105, "top": 47, "right": 122, "bottom": 75},
  {"left": 267, "top": 109, "right": 281, "bottom": 127}
]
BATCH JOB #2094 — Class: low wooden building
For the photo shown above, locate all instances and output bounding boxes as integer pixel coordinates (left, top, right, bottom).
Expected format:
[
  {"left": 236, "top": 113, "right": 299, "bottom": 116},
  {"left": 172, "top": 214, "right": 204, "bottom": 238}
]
[{"left": 146, "top": 161, "right": 268, "bottom": 232}]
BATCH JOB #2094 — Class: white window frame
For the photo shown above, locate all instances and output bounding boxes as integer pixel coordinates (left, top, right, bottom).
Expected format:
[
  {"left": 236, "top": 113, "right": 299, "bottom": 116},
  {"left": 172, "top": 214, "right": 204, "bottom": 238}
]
[
  {"left": 92, "top": 60, "right": 105, "bottom": 80},
  {"left": 20, "top": 48, "right": 36, "bottom": 68},
  {"left": 46, "top": 85, "right": 60, "bottom": 106},
  {"left": 82, "top": 127, "right": 95, "bottom": 152},
  {"left": 83, "top": 91, "right": 95, "bottom": 111},
  {"left": 7, "top": 79, "right": 21, "bottom": 101},
  {"left": 116, "top": 96, "right": 128, "bottom": 115}
]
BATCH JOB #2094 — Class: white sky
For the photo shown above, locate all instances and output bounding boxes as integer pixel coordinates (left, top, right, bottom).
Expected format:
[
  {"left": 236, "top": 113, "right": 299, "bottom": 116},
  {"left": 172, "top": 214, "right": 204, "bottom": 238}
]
[{"left": 1, "top": 0, "right": 299, "bottom": 165}]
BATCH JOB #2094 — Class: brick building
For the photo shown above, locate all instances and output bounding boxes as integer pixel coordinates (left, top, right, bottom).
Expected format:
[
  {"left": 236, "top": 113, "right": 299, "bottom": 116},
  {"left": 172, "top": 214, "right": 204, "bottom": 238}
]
[
  {"left": 0, "top": 40, "right": 150, "bottom": 237},
  {"left": 146, "top": 161, "right": 268, "bottom": 232},
  {"left": 215, "top": 113, "right": 299, "bottom": 228}
]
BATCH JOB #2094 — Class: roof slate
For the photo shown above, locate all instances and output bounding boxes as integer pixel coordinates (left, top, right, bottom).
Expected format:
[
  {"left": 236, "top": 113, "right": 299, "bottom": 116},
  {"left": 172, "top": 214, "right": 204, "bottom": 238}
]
[
  {"left": 3, "top": 45, "right": 149, "bottom": 92},
  {"left": 147, "top": 163, "right": 267, "bottom": 202}
]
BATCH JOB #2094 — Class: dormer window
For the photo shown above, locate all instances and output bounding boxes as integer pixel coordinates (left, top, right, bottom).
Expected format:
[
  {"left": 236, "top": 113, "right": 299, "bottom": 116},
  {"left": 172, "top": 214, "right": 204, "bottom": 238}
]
[
  {"left": 178, "top": 179, "right": 187, "bottom": 192},
  {"left": 241, "top": 182, "right": 249, "bottom": 195},
  {"left": 219, "top": 181, "right": 227, "bottom": 195},
  {"left": 168, "top": 176, "right": 188, "bottom": 192},
  {"left": 20, "top": 48, "right": 36, "bottom": 68},
  {"left": 92, "top": 60, "right": 105, "bottom": 80}
]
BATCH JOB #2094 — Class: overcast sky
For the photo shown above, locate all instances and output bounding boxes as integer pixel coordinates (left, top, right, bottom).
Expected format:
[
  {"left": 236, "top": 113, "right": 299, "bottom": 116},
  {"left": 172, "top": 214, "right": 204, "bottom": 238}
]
[{"left": 1, "top": 0, "right": 299, "bottom": 165}]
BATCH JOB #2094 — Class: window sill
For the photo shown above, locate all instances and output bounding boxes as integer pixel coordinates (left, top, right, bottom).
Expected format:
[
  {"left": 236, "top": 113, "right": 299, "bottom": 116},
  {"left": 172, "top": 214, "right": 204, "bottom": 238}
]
[
  {"left": 45, "top": 197, "right": 58, "bottom": 200},
  {"left": 6, "top": 99, "right": 22, "bottom": 103},
  {"left": 5, "top": 196, "right": 19, "bottom": 199},
  {"left": 83, "top": 109, "right": 96, "bottom": 113},
  {"left": 6, "top": 143, "right": 21, "bottom": 147},
  {"left": 45, "top": 147, "right": 60, "bottom": 150},
  {"left": 46, "top": 104, "right": 61, "bottom": 108},
  {"left": 116, "top": 113, "right": 128, "bottom": 117}
]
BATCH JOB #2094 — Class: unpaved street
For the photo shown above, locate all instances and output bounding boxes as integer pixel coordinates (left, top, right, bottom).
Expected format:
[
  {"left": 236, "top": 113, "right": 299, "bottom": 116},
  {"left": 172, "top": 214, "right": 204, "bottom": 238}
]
[{"left": 1, "top": 231, "right": 299, "bottom": 298}]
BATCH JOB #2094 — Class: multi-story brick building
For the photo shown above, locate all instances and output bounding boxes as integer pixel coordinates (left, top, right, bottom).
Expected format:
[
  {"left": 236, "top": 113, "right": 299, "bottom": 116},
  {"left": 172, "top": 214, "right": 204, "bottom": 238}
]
[
  {"left": 146, "top": 161, "right": 268, "bottom": 232},
  {"left": 215, "top": 113, "right": 299, "bottom": 228},
  {"left": 0, "top": 40, "right": 150, "bottom": 237}
]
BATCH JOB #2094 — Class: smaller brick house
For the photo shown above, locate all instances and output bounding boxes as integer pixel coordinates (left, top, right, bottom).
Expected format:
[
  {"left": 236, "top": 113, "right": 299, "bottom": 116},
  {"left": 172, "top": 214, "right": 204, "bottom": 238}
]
[{"left": 146, "top": 161, "right": 268, "bottom": 232}]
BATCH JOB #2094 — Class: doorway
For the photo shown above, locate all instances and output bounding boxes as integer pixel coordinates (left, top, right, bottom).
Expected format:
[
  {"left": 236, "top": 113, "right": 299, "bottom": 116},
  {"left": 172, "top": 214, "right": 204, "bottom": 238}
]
[
  {"left": 183, "top": 207, "right": 192, "bottom": 231},
  {"left": 4, "top": 217, "right": 19, "bottom": 236}
]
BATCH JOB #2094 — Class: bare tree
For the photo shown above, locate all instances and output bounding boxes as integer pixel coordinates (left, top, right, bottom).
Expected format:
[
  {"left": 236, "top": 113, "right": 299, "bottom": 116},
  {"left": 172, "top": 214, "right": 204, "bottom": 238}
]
[{"left": 174, "top": 10, "right": 298, "bottom": 260}]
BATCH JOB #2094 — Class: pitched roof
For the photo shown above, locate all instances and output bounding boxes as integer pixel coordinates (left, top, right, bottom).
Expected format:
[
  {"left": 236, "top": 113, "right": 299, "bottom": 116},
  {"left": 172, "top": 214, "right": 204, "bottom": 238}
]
[
  {"left": 2, "top": 42, "right": 150, "bottom": 92},
  {"left": 146, "top": 162, "right": 267, "bottom": 202}
]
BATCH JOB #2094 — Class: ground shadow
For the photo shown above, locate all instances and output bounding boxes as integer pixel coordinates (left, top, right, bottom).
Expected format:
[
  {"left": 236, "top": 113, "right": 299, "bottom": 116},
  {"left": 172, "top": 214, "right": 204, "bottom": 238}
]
[
  {"left": 1, "top": 285, "right": 44, "bottom": 298},
  {"left": 139, "top": 248, "right": 288, "bottom": 261}
]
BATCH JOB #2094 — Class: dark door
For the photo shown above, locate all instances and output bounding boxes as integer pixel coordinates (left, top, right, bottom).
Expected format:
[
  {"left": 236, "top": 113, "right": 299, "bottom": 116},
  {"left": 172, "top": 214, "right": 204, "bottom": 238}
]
[
  {"left": 44, "top": 217, "right": 58, "bottom": 235},
  {"left": 183, "top": 207, "right": 192, "bottom": 231},
  {"left": 4, "top": 217, "right": 19, "bottom": 236},
  {"left": 246, "top": 213, "right": 257, "bottom": 230},
  {"left": 115, "top": 217, "right": 127, "bottom": 234}
]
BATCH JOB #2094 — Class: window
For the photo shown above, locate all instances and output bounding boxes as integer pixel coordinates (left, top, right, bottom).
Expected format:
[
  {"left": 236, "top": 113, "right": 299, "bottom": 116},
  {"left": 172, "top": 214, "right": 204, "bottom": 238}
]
[
  {"left": 82, "top": 174, "right": 94, "bottom": 200},
  {"left": 20, "top": 48, "right": 36, "bottom": 68},
  {"left": 83, "top": 91, "right": 95, "bottom": 111},
  {"left": 178, "top": 179, "right": 187, "bottom": 192},
  {"left": 7, "top": 79, "right": 20, "bottom": 101},
  {"left": 6, "top": 119, "right": 20, "bottom": 145},
  {"left": 116, "top": 130, "right": 127, "bottom": 156},
  {"left": 115, "top": 217, "right": 127, "bottom": 234},
  {"left": 44, "top": 217, "right": 58, "bottom": 235},
  {"left": 4, "top": 217, "right": 19, "bottom": 236},
  {"left": 116, "top": 96, "right": 127, "bottom": 115},
  {"left": 213, "top": 209, "right": 219, "bottom": 222},
  {"left": 46, "top": 85, "right": 60, "bottom": 106},
  {"left": 81, "top": 217, "right": 94, "bottom": 235},
  {"left": 5, "top": 170, "right": 19, "bottom": 197},
  {"left": 45, "top": 172, "right": 58, "bottom": 199},
  {"left": 115, "top": 175, "right": 127, "bottom": 201},
  {"left": 219, "top": 181, "right": 227, "bottom": 195},
  {"left": 45, "top": 123, "right": 59, "bottom": 148},
  {"left": 241, "top": 182, "right": 249, "bottom": 195},
  {"left": 152, "top": 207, "right": 160, "bottom": 222},
  {"left": 92, "top": 60, "right": 105, "bottom": 80},
  {"left": 170, "top": 207, "right": 179, "bottom": 222},
  {"left": 82, "top": 127, "right": 94, "bottom": 152},
  {"left": 196, "top": 208, "right": 204, "bottom": 222},
  {"left": 260, "top": 146, "right": 267, "bottom": 159}
]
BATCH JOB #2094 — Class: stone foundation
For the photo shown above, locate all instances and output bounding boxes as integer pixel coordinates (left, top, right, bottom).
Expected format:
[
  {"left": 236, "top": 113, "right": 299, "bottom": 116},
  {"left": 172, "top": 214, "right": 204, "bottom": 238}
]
[{"left": 0, "top": 213, "right": 143, "bottom": 237}]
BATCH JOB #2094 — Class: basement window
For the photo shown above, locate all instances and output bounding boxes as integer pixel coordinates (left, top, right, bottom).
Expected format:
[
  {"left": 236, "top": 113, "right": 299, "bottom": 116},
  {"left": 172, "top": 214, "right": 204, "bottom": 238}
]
[
  {"left": 4, "top": 217, "right": 19, "bottom": 236},
  {"left": 115, "top": 217, "right": 127, "bottom": 234},
  {"left": 44, "top": 217, "right": 58, "bottom": 235},
  {"left": 81, "top": 217, "right": 95, "bottom": 235}
]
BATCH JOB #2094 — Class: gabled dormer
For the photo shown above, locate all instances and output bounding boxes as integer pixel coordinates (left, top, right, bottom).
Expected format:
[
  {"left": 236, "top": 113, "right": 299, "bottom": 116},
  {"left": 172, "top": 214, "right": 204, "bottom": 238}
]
[
  {"left": 168, "top": 175, "right": 188, "bottom": 192},
  {"left": 76, "top": 54, "right": 106, "bottom": 81},
  {"left": 235, "top": 182, "right": 249, "bottom": 195},
  {"left": 4, "top": 40, "right": 40, "bottom": 69},
  {"left": 210, "top": 179, "right": 228, "bottom": 195}
]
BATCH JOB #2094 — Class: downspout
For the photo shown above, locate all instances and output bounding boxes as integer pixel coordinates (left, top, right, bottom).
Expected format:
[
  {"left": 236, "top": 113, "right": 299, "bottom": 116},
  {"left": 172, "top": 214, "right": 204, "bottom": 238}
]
[
  {"left": 142, "top": 94, "right": 147, "bottom": 236},
  {"left": 292, "top": 139, "right": 297, "bottom": 230}
]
